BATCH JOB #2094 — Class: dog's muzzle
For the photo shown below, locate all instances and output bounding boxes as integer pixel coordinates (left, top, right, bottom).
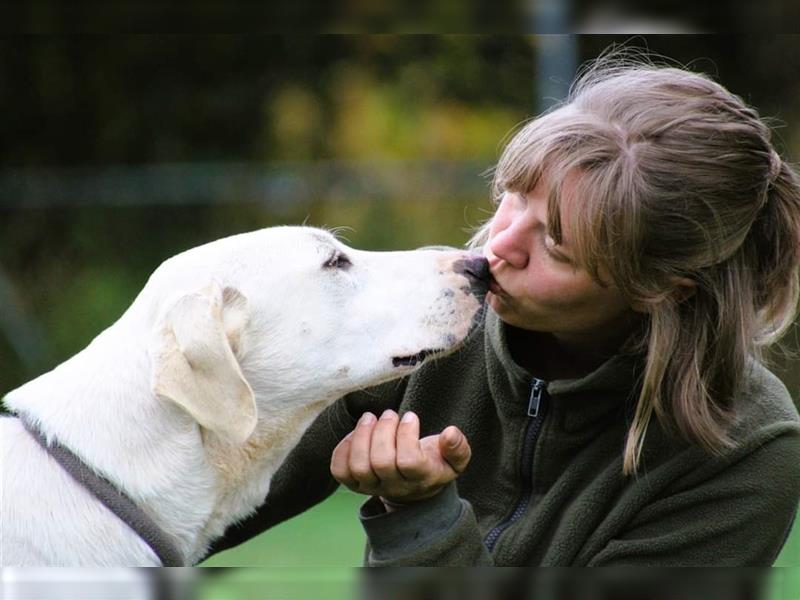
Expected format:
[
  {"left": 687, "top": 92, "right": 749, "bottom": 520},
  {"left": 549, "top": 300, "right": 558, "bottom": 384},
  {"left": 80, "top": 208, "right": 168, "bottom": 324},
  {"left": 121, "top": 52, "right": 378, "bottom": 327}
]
[{"left": 454, "top": 255, "right": 490, "bottom": 300}]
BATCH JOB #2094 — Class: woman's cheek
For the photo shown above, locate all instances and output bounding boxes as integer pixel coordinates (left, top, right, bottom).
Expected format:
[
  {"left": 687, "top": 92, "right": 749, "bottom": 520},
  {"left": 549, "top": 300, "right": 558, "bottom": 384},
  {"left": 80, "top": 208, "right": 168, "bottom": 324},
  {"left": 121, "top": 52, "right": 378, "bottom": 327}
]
[{"left": 527, "top": 273, "right": 581, "bottom": 309}]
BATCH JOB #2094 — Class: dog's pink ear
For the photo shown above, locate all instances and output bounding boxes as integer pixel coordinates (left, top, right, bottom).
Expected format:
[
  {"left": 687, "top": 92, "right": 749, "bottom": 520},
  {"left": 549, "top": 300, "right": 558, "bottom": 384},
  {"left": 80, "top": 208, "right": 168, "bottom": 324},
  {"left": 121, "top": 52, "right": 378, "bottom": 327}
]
[{"left": 151, "top": 281, "right": 256, "bottom": 444}]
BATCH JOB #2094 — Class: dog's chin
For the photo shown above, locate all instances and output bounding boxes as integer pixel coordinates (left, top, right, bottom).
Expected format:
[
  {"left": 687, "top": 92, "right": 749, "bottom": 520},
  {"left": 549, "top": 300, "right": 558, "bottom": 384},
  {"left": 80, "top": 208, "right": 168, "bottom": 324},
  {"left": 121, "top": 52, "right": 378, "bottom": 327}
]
[
  {"left": 391, "top": 336, "right": 462, "bottom": 370},
  {"left": 390, "top": 306, "right": 486, "bottom": 371},
  {"left": 391, "top": 347, "right": 446, "bottom": 369}
]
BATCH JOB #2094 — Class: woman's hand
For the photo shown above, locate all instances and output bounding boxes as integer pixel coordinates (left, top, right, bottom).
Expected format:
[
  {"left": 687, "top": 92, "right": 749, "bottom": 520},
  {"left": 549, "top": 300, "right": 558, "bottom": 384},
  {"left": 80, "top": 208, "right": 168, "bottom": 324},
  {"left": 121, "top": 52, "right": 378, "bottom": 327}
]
[{"left": 330, "top": 410, "right": 471, "bottom": 509}]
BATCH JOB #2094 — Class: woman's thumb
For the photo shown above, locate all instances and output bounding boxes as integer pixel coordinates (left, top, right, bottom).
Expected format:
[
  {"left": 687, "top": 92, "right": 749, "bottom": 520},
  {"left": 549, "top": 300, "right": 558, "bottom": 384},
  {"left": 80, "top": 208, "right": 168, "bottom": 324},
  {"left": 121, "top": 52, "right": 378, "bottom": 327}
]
[{"left": 440, "top": 426, "right": 471, "bottom": 474}]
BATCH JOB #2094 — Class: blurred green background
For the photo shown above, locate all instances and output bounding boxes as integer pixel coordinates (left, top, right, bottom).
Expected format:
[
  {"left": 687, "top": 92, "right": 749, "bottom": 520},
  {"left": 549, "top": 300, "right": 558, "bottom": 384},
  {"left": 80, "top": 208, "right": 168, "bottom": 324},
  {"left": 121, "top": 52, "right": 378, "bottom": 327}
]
[{"left": 1, "top": 35, "right": 799, "bottom": 581}]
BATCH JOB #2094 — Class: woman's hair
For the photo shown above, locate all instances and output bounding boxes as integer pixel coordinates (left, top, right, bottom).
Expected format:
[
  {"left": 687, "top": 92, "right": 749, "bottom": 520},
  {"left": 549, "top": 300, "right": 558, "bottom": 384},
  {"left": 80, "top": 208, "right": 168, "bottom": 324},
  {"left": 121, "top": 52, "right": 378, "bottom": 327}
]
[{"left": 469, "top": 48, "right": 800, "bottom": 475}]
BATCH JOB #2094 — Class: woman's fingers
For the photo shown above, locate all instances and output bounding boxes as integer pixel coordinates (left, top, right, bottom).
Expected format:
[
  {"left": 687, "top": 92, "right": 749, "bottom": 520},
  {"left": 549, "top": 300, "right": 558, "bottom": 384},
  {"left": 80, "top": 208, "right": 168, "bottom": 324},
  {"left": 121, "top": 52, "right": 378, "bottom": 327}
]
[
  {"left": 370, "top": 410, "right": 401, "bottom": 481},
  {"left": 330, "top": 431, "right": 357, "bottom": 488},
  {"left": 346, "top": 412, "right": 379, "bottom": 490},
  {"left": 439, "top": 425, "right": 472, "bottom": 474},
  {"left": 395, "top": 411, "right": 429, "bottom": 480},
  {"left": 330, "top": 411, "right": 472, "bottom": 505}
]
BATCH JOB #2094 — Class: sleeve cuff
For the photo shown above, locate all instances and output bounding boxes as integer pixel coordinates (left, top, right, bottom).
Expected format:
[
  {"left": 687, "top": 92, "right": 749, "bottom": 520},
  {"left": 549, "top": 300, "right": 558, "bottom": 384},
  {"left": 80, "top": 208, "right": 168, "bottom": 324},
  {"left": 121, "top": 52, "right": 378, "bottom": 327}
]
[{"left": 358, "top": 483, "right": 464, "bottom": 561}]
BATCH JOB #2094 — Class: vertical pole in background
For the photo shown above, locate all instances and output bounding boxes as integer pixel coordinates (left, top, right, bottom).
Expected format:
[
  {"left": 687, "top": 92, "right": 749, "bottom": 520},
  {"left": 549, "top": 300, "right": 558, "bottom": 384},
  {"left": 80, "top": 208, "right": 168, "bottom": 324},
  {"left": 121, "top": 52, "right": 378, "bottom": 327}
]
[{"left": 530, "top": 0, "right": 578, "bottom": 114}]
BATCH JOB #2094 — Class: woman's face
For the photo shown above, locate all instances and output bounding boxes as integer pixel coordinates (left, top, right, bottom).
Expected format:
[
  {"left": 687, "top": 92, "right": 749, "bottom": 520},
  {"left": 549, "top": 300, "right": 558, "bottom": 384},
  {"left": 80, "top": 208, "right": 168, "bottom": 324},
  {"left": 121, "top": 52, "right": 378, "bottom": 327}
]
[{"left": 485, "top": 177, "right": 637, "bottom": 350}]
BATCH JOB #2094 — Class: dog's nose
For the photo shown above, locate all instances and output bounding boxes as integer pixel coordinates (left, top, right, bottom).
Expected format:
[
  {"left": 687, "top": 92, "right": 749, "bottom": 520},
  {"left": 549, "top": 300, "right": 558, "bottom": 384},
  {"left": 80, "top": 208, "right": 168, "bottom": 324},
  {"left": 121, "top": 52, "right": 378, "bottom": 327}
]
[
  {"left": 455, "top": 255, "right": 490, "bottom": 297},
  {"left": 461, "top": 255, "right": 490, "bottom": 283}
]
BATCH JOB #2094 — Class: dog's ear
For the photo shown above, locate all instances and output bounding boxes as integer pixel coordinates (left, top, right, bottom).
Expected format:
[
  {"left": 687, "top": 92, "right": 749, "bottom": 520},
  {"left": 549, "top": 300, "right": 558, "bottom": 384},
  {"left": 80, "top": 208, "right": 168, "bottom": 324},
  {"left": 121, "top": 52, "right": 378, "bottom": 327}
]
[{"left": 152, "top": 281, "right": 257, "bottom": 444}]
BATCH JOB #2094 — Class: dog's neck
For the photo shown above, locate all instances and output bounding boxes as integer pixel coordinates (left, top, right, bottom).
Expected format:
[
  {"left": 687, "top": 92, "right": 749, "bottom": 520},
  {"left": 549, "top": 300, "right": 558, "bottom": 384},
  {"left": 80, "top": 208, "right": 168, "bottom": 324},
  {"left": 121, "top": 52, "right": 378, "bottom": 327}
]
[
  {"left": 5, "top": 317, "right": 334, "bottom": 565},
  {"left": 194, "top": 394, "right": 332, "bottom": 556}
]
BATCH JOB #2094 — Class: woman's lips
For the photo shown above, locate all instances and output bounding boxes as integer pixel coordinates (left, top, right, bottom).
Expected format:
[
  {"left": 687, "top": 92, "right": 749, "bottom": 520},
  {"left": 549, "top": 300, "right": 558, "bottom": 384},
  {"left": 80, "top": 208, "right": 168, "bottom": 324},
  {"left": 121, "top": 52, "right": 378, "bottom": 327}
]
[
  {"left": 486, "top": 256, "right": 508, "bottom": 296},
  {"left": 489, "top": 274, "right": 506, "bottom": 296}
]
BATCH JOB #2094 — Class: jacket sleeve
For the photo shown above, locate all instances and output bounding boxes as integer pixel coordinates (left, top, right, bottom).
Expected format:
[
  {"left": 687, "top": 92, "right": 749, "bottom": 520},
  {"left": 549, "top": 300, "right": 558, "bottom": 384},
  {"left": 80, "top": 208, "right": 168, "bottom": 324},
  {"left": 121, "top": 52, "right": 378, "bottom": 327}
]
[
  {"left": 204, "top": 380, "right": 408, "bottom": 558},
  {"left": 588, "top": 426, "right": 800, "bottom": 566},
  {"left": 359, "top": 482, "right": 493, "bottom": 566}
]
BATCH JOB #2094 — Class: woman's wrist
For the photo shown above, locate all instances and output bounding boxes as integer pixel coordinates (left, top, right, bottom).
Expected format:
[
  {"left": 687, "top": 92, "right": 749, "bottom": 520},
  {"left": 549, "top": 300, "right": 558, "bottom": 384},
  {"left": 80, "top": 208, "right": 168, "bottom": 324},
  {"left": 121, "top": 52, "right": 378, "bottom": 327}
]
[
  {"left": 379, "top": 496, "right": 407, "bottom": 513},
  {"left": 379, "top": 488, "right": 444, "bottom": 513},
  {"left": 360, "top": 483, "right": 466, "bottom": 562}
]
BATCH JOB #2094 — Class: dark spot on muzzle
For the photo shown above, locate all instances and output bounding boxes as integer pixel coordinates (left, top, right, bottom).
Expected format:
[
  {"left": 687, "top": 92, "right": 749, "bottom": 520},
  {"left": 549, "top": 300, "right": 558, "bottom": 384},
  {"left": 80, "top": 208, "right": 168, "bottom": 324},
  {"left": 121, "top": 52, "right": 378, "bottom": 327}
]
[{"left": 454, "top": 255, "right": 490, "bottom": 300}]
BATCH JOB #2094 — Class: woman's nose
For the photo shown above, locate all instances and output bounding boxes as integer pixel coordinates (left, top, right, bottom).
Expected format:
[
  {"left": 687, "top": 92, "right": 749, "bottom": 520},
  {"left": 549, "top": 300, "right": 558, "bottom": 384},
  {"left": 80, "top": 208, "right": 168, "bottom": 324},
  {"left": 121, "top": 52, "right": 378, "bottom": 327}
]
[{"left": 487, "top": 221, "right": 530, "bottom": 269}]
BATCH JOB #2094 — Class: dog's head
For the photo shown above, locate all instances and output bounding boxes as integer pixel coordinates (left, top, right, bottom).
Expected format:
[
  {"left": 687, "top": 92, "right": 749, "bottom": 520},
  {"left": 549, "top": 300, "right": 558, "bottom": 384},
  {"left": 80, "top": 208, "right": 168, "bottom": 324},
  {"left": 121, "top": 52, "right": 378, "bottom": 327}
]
[{"left": 147, "top": 227, "right": 487, "bottom": 444}]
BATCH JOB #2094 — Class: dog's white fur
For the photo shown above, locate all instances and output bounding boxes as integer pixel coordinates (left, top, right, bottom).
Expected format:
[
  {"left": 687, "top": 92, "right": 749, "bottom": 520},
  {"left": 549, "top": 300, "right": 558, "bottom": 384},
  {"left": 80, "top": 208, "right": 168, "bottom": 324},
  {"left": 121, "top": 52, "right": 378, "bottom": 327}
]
[{"left": 0, "top": 226, "right": 484, "bottom": 566}]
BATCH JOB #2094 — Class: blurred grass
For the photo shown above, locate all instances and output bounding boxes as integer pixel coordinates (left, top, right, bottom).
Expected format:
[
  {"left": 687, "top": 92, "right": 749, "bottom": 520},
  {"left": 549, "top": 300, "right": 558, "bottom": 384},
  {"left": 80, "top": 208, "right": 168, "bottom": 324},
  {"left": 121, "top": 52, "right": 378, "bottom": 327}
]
[
  {"left": 200, "top": 489, "right": 366, "bottom": 568},
  {"left": 199, "top": 488, "right": 363, "bottom": 599},
  {"left": 197, "top": 568, "right": 357, "bottom": 600},
  {"left": 776, "top": 516, "right": 800, "bottom": 567}
]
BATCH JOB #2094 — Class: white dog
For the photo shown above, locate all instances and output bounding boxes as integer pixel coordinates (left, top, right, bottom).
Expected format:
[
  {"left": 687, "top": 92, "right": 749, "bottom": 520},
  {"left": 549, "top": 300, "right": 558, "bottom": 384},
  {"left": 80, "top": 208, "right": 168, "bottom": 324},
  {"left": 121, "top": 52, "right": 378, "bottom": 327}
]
[{"left": 0, "top": 226, "right": 488, "bottom": 566}]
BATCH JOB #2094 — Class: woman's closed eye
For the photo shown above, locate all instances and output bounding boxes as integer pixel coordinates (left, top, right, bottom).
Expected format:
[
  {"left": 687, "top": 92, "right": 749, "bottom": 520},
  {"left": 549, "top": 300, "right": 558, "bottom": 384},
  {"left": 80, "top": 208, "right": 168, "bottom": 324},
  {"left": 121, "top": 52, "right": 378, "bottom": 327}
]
[{"left": 541, "top": 233, "right": 573, "bottom": 264}]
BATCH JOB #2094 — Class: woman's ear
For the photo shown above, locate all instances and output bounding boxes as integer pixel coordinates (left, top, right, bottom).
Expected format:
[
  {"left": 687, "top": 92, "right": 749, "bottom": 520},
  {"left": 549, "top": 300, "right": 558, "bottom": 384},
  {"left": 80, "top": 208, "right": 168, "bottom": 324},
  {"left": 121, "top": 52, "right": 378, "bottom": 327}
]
[
  {"left": 670, "top": 275, "right": 697, "bottom": 303},
  {"left": 630, "top": 276, "right": 697, "bottom": 313}
]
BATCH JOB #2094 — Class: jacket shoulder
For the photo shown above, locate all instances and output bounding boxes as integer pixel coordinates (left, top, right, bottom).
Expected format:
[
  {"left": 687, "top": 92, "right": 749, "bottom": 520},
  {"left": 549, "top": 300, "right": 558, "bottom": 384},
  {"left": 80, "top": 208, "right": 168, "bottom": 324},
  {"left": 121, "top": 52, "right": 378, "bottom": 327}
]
[{"left": 731, "top": 361, "right": 800, "bottom": 442}]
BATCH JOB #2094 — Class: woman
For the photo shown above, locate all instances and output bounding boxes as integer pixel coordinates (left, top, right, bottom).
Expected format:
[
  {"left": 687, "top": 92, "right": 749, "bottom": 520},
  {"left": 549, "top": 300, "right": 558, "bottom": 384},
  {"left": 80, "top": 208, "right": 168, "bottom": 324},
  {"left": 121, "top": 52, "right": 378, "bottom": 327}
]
[{"left": 209, "top": 52, "right": 800, "bottom": 566}]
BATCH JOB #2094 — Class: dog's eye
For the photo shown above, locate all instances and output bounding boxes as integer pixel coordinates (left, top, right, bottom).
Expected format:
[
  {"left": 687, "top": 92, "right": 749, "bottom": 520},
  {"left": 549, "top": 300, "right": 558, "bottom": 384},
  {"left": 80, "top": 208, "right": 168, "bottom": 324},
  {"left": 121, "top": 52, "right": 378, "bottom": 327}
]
[{"left": 323, "top": 252, "right": 352, "bottom": 270}]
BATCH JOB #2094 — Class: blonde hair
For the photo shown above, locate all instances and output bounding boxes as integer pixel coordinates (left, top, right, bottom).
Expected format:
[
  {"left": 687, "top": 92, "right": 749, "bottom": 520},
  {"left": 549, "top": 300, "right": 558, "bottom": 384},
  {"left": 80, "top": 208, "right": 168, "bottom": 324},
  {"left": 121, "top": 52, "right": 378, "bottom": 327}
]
[{"left": 469, "top": 50, "right": 800, "bottom": 475}]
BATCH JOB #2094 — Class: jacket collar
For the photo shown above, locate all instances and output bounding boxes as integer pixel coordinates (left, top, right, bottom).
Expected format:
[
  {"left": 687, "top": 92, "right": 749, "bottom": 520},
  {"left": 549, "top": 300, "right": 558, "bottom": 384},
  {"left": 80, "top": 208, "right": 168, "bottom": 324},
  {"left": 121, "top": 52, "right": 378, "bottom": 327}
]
[{"left": 483, "top": 306, "right": 642, "bottom": 430}]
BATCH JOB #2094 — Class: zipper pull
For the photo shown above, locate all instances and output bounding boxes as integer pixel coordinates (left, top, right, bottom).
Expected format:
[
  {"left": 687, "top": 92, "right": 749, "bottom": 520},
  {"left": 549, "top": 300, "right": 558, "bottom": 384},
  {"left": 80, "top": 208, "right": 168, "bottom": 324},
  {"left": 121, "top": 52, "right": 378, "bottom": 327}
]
[{"left": 528, "top": 378, "right": 546, "bottom": 418}]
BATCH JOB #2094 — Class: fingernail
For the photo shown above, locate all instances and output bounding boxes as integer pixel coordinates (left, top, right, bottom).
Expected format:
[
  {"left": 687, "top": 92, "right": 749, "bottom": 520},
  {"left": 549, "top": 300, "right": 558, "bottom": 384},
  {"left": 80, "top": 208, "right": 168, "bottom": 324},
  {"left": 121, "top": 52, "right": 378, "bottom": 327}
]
[
  {"left": 360, "top": 412, "right": 376, "bottom": 426},
  {"left": 401, "top": 411, "right": 416, "bottom": 424},
  {"left": 380, "top": 409, "right": 396, "bottom": 420},
  {"left": 444, "top": 427, "right": 460, "bottom": 448}
]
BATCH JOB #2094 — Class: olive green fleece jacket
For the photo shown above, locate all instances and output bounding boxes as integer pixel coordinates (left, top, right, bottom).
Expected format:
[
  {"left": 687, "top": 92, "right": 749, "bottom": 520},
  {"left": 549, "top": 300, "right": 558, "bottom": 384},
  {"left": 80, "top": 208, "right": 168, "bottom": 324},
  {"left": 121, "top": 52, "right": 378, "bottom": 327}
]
[{"left": 209, "top": 307, "right": 800, "bottom": 566}]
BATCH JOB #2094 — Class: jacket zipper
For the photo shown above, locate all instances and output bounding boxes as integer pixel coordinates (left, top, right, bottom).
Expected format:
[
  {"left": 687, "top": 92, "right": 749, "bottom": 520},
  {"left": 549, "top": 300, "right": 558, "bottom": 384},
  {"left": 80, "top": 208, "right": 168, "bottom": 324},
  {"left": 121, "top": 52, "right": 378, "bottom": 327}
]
[{"left": 483, "top": 377, "right": 548, "bottom": 553}]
